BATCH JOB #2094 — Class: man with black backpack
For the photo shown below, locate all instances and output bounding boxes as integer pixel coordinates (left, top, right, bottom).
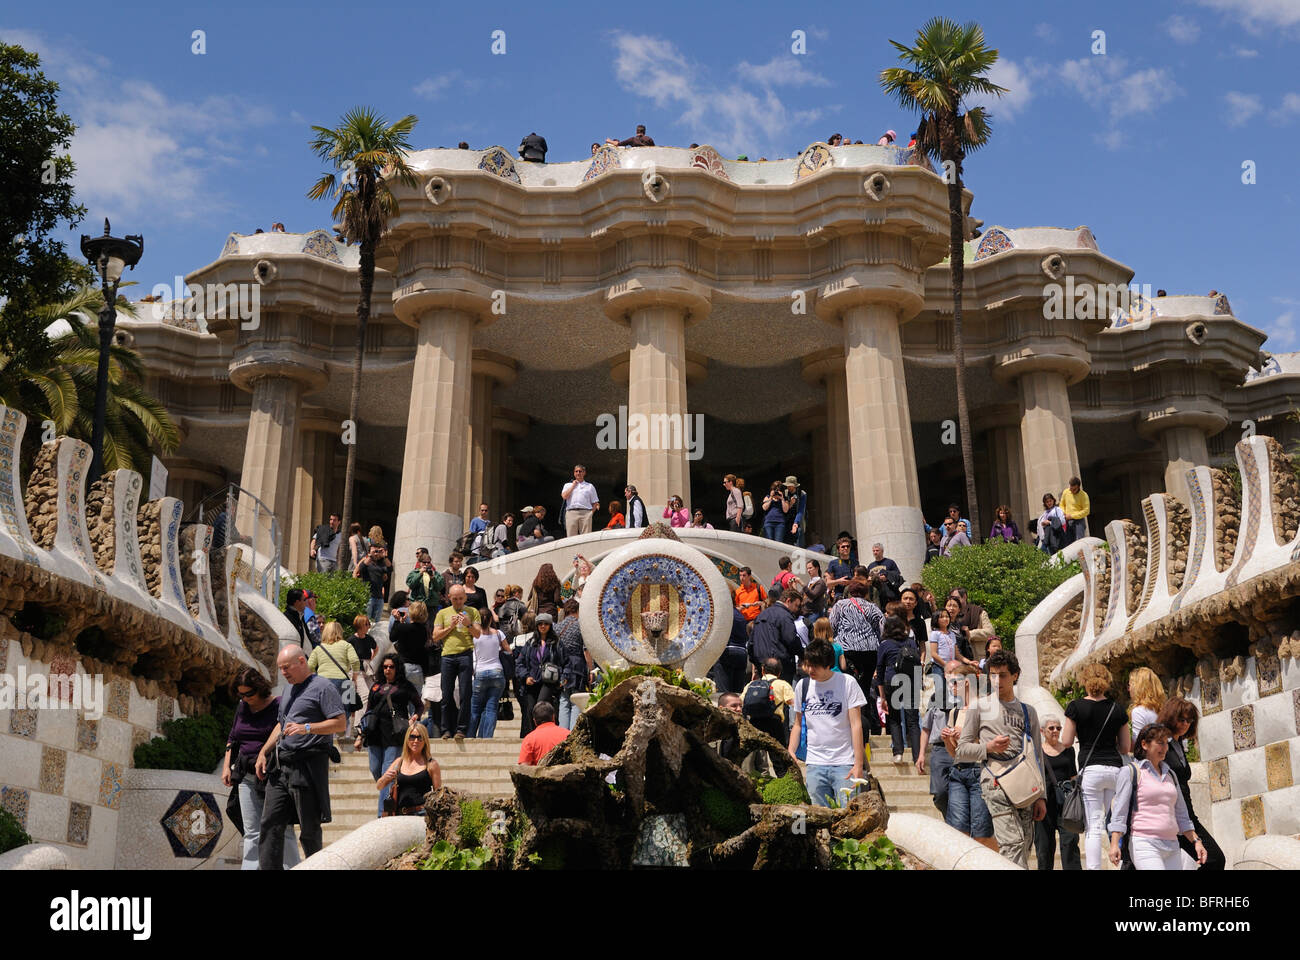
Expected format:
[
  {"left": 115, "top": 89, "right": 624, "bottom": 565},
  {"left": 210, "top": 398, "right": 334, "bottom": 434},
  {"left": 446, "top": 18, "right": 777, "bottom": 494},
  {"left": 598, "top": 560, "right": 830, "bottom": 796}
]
[
  {"left": 746, "top": 588, "right": 803, "bottom": 684},
  {"left": 741, "top": 658, "right": 794, "bottom": 743},
  {"left": 874, "top": 615, "right": 923, "bottom": 765}
]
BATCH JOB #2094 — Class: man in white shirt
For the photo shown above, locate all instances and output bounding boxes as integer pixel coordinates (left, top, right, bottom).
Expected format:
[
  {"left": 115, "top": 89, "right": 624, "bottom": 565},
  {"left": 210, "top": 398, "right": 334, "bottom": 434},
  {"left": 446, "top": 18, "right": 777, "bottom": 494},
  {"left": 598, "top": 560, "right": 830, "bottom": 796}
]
[
  {"left": 788, "top": 638, "right": 867, "bottom": 808},
  {"left": 561, "top": 464, "right": 600, "bottom": 538}
]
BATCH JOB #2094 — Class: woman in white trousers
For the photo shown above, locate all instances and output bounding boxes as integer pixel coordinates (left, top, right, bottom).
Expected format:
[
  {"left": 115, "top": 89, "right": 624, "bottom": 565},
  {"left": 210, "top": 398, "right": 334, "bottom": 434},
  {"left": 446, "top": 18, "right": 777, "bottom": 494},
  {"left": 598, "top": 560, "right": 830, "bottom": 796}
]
[
  {"left": 1061, "top": 662, "right": 1131, "bottom": 869},
  {"left": 1109, "top": 723, "right": 1208, "bottom": 870}
]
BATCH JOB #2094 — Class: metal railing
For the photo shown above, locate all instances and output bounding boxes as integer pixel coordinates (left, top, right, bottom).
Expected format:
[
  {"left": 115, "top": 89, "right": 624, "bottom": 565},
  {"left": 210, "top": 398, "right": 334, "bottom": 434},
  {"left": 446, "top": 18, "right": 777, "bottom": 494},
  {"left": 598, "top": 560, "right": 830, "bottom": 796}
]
[{"left": 185, "top": 483, "right": 283, "bottom": 603}]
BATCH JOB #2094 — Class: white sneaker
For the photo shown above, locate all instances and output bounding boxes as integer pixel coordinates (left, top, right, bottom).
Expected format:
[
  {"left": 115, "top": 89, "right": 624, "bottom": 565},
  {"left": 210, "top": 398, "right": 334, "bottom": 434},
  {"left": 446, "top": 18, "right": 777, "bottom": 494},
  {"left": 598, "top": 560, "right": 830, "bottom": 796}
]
[{"left": 892, "top": 754, "right": 904, "bottom": 763}]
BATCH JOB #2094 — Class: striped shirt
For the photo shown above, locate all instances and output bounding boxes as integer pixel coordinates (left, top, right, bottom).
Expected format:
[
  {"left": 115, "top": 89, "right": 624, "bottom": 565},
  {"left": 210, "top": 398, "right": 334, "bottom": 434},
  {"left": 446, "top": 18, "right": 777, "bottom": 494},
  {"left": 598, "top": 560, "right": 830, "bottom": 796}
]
[{"left": 828, "top": 597, "right": 883, "bottom": 652}]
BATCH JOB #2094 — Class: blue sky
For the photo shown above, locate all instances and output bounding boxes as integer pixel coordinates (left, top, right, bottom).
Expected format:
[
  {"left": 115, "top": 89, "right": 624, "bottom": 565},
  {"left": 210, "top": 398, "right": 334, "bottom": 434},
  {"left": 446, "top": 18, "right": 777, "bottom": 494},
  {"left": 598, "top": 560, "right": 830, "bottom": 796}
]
[{"left": 4, "top": 0, "right": 1298, "bottom": 351}]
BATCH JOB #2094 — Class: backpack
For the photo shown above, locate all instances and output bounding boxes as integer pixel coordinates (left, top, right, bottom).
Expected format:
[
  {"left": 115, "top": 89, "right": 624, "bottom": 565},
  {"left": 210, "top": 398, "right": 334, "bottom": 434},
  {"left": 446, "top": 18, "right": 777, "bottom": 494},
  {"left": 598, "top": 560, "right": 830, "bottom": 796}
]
[
  {"left": 742, "top": 678, "right": 777, "bottom": 721},
  {"left": 500, "top": 600, "right": 525, "bottom": 640},
  {"left": 892, "top": 639, "right": 921, "bottom": 678},
  {"left": 742, "top": 492, "right": 754, "bottom": 519}
]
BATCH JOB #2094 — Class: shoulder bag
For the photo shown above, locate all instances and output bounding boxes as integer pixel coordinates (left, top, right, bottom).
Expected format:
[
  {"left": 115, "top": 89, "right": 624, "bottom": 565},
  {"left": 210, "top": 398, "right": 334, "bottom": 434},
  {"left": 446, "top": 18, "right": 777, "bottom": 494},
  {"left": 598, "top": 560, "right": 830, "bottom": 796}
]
[
  {"left": 985, "top": 703, "right": 1045, "bottom": 809},
  {"left": 1059, "top": 700, "right": 1116, "bottom": 834},
  {"left": 315, "top": 641, "right": 361, "bottom": 713}
]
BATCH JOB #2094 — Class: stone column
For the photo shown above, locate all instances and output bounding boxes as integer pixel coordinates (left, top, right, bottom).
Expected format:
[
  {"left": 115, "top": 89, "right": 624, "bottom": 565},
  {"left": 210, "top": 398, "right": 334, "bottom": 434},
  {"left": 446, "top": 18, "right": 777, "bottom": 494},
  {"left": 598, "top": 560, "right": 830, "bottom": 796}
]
[
  {"left": 604, "top": 282, "right": 710, "bottom": 519},
  {"left": 492, "top": 407, "right": 529, "bottom": 518},
  {"left": 464, "top": 352, "right": 517, "bottom": 521},
  {"left": 393, "top": 307, "right": 478, "bottom": 566},
  {"left": 975, "top": 404, "right": 1029, "bottom": 529},
  {"left": 1099, "top": 453, "right": 1168, "bottom": 525},
  {"left": 1016, "top": 369, "right": 1082, "bottom": 510},
  {"left": 1160, "top": 427, "right": 1210, "bottom": 505},
  {"left": 802, "top": 348, "right": 853, "bottom": 540},
  {"left": 814, "top": 293, "right": 924, "bottom": 579},
  {"left": 1137, "top": 410, "right": 1225, "bottom": 507},
  {"left": 290, "top": 418, "right": 339, "bottom": 572}
]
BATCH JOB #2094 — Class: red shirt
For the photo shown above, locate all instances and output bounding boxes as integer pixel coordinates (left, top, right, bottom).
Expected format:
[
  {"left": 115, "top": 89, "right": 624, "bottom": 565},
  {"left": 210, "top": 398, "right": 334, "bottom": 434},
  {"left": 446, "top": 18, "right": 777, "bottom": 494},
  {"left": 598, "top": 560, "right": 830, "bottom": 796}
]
[
  {"left": 605, "top": 512, "right": 625, "bottom": 529},
  {"left": 518, "top": 722, "right": 570, "bottom": 765}
]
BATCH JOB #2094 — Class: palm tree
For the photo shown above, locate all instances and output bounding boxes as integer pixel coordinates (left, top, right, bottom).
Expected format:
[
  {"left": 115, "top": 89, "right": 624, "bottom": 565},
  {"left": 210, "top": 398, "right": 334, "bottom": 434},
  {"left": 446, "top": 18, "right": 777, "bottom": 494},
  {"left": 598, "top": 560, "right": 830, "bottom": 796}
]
[
  {"left": 0, "top": 285, "right": 179, "bottom": 472},
  {"left": 881, "top": 17, "right": 1006, "bottom": 544},
  {"left": 308, "top": 107, "right": 419, "bottom": 571}
]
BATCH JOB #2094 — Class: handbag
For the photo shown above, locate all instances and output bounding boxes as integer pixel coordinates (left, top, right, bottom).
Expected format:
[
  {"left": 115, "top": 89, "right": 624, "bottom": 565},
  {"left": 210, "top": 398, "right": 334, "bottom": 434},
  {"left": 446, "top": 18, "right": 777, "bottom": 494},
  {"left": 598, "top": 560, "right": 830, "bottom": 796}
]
[
  {"left": 985, "top": 703, "right": 1045, "bottom": 809},
  {"left": 387, "top": 692, "right": 409, "bottom": 738},
  {"left": 315, "top": 641, "right": 361, "bottom": 713},
  {"left": 540, "top": 661, "right": 561, "bottom": 686},
  {"left": 497, "top": 697, "right": 514, "bottom": 722},
  {"left": 1059, "top": 701, "right": 1116, "bottom": 834},
  {"left": 382, "top": 771, "right": 399, "bottom": 817}
]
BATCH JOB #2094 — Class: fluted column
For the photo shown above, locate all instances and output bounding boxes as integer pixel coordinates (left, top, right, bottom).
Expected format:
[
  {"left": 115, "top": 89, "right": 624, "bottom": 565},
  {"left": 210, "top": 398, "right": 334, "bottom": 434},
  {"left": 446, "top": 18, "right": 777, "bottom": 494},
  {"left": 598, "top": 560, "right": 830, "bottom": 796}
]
[
  {"left": 492, "top": 407, "right": 529, "bottom": 519},
  {"left": 232, "top": 374, "right": 314, "bottom": 548},
  {"left": 464, "top": 352, "right": 517, "bottom": 521},
  {"left": 1017, "top": 369, "right": 1081, "bottom": 509},
  {"left": 290, "top": 419, "right": 338, "bottom": 572},
  {"left": 974, "top": 404, "right": 1029, "bottom": 529},
  {"left": 393, "top": 307, "right": 477, "bottom": 565},
  {"left": 1136, "top": 409, "right": 1225, "bottom": 508},
  {"left": 802, "top": 348, "right": 853, "bottom": 539}
]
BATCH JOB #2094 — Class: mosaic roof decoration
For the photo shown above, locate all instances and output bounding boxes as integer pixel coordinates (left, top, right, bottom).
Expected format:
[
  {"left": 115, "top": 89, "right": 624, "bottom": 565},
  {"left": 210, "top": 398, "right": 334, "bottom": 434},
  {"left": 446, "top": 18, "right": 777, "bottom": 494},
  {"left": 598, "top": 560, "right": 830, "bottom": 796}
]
[
  {"left": 301, "top": 230, "right": 342, "bottom": 263},
  {"left": 1077, "top": 227, "right": 1099, "bottom": 251},
  {"left": 1111, "top": 291, "right": 1157, "bottom": 328},
  {"left": 794, "top": 142, "right": 834, "bottom": 180},
  {"left": 220, "top": 233, "right": 240, "bottom": 257},
  {"left": 895, "top": 144, "right": 935, "bottom": 172},
  {"left": 582, "top": 145, "right": 622, "bottom": 182},
  {"left": 1213, "top": 293, "right": 1232, "bottom": 316},
  {"left": 160, "top": 790, "right": 223, "bottom": 858},
  {"left": 975, "top": 227, "right": 1013, "bottom": 260},
  {"left": 477, "top": 147, "right": 522, "bottom": 184},
  {"left": 690, "top": 145, "right": 730, "bottom": 181}
]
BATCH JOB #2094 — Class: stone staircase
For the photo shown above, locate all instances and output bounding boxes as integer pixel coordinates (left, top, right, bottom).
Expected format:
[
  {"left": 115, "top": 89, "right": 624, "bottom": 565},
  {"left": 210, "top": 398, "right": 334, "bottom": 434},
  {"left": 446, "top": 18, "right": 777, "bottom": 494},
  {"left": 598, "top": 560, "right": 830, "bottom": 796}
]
[
  {"left": 321, "top": 715, "right": 523, "bottom": 848},
  {"left": 867, "top": 735, "right": 943, "bottom": 821}
]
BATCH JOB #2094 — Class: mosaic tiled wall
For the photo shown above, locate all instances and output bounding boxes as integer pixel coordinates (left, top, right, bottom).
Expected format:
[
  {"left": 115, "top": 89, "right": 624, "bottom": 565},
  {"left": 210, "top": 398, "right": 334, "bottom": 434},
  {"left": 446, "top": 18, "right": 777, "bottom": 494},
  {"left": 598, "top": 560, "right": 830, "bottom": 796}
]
[{"left": 0, "top": 637, "right": 179, "bottom": 867}]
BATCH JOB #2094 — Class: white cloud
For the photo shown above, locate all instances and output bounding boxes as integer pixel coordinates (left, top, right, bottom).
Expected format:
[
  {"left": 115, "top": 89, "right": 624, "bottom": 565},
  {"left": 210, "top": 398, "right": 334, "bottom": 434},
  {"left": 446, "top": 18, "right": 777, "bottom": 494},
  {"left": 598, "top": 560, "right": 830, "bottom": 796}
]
[
  {"left": 1223, "top": 91, "right": 1264, "bottom": 125},
  {"left": 1165, "top": 15, "right": 1203, "bottom": 43},
  {"left": 965, "top": 58, "right": 1035, "bottom": 122},
  {"left": 1059, "top": 56, "right": 1182, "bottom": 120},
  {"left": 1193, "top": 0, "right": 1300, "bottom": 30},
  {"left": 1269, "top": 309, "right": 1296, "bottom": 349},
  {"left": 1232, "top": 45, "right": 1261, "bottom": 56},
  {"left": 413, "top": 71, "right": 462, "bottom": 99},
  {"left": 607, "top": 32, "right": 836, "bottom": 156},
  {"left": 1034, "top": 22, "right": 1057, "bottom": 42},
  {"left": 1272, "top": 92, "right": 1300, "bottom": 123}
]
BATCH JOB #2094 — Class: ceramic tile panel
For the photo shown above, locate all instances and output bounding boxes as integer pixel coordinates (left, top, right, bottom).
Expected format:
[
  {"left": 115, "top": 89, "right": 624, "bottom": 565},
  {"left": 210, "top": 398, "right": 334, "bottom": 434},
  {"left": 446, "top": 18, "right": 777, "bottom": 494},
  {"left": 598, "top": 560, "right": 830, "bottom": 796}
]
[
  {"left": 1209, "top": 758, "right": 1231, "bottom": 802},
  {"left": 38, "top": 745, "right": 66, "bottom": 794},
  {"left": 159, "top": 791, "right": 223, "bottom": 858},
  {"left": 64, "top": 752, "right": 100, "bottom": 804},
  {"left": 0, "top": 637, "right": 10, "bottom": 673},
  {"left": 66, "top": 800, "right": 91, "bottom": 846},
  {"left": 47, "top": 653, "right": 77, "bottom": 704},
  {"left": 27, "top": 792, "right": 69, "bottom": 842},
  {"left": 1256, "top": 651, "right": 1283, "bottom": 697},
  {"left": 97, "top": 761, "right": 123, "bottom": 810},
  {"left": 0, "top": 785, "right": 29, "bottom": 829},
  {"left": 0, "top": 734, "right": 41, "bottom": 789},
  {"left": 8, "top": 708, "right": 37, "bottom": 738},
  {"left": 1231, "top": 704, "right": 1256, "bottom": 751},
  {"left": 1200, "top": 675, "right": 1222, "bottom": 715},
  {"left": 1265, "top": 741, "right": 1293, "bottom": 791},
  {"left": 1239, "top": 795, "right": 1265, "bottom": 838},
  {"left": 76, "top": 716, "right": 98, "bottom": 752},
  {"left": 106, "top": 678, "right": 130, "bottom": 720}
]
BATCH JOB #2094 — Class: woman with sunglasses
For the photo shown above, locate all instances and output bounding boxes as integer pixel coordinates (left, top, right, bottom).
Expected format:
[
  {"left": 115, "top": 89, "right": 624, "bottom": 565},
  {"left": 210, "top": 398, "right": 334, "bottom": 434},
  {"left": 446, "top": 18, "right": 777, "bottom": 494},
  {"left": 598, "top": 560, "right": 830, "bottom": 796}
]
[
  {"left": 223, "top": 668, "right": 299, "bottom": 869},
  {"left": 376, "top": 724, "right": 442, "bottom": 816},
  {"left": 1158, "top": 697, "right": 1225, "bottom": 869},
  {"left": 358, "top": 653, "right": 424, "bottom": 817},
  {"left": 1036, "top": 712, "right": 1082, "bottom": 869},
  {"left": 1109, "top": 723, "right": 1207, "bottom": 870}
]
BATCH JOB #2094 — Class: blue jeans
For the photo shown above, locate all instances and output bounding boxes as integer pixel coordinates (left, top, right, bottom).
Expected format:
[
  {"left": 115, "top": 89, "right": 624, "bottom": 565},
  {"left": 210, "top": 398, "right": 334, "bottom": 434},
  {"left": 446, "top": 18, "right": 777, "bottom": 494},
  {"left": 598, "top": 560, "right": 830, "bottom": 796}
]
[
  {"left": 366, "top": 596, "right": 384, "bottom": 622},
  {"left": 238, "top": 777, "right": 299, "bottom": 870},
  {"left": 441, "top": 651, "right": 474, "bottom": 735},
  {"left": 468, "top": 671, "right": 507, "bottom": 738},
  {"left": 945, "top": 764, "right": 993, "bottom": 838},
  {"left": 368, "top": 743, "right": 401, "bottom": 816},
  {"left": 806, "top": 763, "right": 856, "bottom": 808},
  {"left": 558, "top": 692, "right": 582, "bottom": 730},
  {"left": 762, "top": 520, "right": 786, "bottom": 542}
]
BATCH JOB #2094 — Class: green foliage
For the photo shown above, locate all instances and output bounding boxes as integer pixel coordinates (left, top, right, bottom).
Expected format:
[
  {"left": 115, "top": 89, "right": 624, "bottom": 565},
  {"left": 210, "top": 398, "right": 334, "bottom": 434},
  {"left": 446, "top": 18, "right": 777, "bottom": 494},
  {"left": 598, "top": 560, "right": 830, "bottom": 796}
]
[
  {"left": 0, "top": 806, "right": 31, "bottom": 855},
  {"left": 1051, "top": 679, "right": 1085, "bottom": 712},
  {"left": 588, "top": 663, "right": 714, "bottom": 706},
  {"left": 833, "top": 836, "right": 904, "bottom": 870},
  {"left": 759, "top": 772, "right": 810, "bottom": 806},
  {"left": 133, "top": 705, "right": 235, "bottom": 773},
  {"left": 279, "top": 571, "right": 369, "bottom": 637},
  {"left": 699, "top": 785, "right": 749, "bottom": 834},
  {"left": 419, "top": 840, "right": 491, "bottom": 870},
  {"left": 457, "top": 799, "right": 492, "bottom": 847},
  {"left": 1185, "top": 739, "right": 1200, "bottom": 763},
  {"left": 921, "top": 542, "right": 1079, "bottom": 647},
  {"left": 507, "top": 809, "right": 531, "bottom": 859},
  {"left": 534, "top": 836, "right": 567, "bottom": 870}
]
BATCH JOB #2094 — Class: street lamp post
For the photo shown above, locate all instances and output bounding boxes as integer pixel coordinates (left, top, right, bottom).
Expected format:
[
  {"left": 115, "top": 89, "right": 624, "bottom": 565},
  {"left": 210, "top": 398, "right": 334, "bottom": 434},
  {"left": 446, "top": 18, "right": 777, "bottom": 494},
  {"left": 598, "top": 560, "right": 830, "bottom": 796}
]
[{"left": 80, "top": 219, "right": 143, "bottom": 483}]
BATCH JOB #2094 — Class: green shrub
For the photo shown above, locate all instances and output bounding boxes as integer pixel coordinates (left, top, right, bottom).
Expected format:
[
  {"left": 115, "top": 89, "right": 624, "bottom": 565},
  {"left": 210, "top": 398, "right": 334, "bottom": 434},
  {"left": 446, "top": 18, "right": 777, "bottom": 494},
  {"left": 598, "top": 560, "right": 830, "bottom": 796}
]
[
  {"left": 133, "top": 705, "right": 234, "bottom": 773},
  {"left": 0, "top": 807, "right": 31, "bottom": 855},
  {"left": 921, "top": 542, "right": 1079, "bottom": 648},
  {"left": 1051, "top": 679, "right": 1085, "bottom": 712},
  {"left": 759, "top": 772, "right": 810, "bottom": 806},
  {"left": 457, "top": 799, "right": 492, "bottom": 847},
  {"left": 699, "top": 785, "right": 749, "bottom": 834},
  {"left": 833, "top": 836, "right": 903, "bottom": 870},
  {"left": 279, "top": 571, "right": 369, "bottom": 638},
  {"left": 419, "top": 840, "right": 491, "bottom": 870},
  {"left": 588, "top": 664, "right": 714, "bottom": 706}
]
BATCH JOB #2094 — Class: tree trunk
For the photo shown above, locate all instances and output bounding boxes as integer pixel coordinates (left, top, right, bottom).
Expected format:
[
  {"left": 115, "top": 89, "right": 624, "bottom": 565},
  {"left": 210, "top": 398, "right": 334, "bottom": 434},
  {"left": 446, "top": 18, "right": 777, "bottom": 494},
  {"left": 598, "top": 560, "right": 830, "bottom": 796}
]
[
  {"left": 338, "top": 236, "right": 374, "bottom": 573},
  {"left": 944, "top": 120, "right": 981, "bottom": 544}
]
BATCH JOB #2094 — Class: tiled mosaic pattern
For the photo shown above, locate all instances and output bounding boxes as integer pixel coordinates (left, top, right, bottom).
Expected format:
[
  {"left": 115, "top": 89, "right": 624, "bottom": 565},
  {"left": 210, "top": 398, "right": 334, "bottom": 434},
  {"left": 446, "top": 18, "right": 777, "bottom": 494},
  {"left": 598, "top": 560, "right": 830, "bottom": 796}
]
[
  {"left": 1209, "top": 758, "right": 1231, "bottom": 802},
  {"left": 1232, "top": 705, "right": 1256, "bottom": 751},
  {"left": 0, "top": 408, "right": 41, "bottom": 566},
  {"left": 794, "top": 142, "right": 833, "bottom": 180},
  {"left": 38, "top": 745, "right": 66, "bottom": 794},
  {"left": 690, "top": 146, "right": 730, "bottom": 180},
  {"left": 582, "top": 145, "right": 621, "bottom": 182},
  {"left": 106, "top": 678, "right": 130, "bottom": 720},
  {"left": 975, "top": 227, "right": 1013, "bottom": 260},
  {"left": 220, "top": 233, "right": 239, "bottom": 257},
  {"left": 76, "top": 716, "right": 98, "bottom": 752},
  {"left": 1171, "top": 471, "right": 1207, "bottom": 613},
  {"left": 300, "top": 230, "right": 342, "bottom": 263},
  {"left": 1201, "top": 675, "right": 1221, "bottom": 715},
  {"left": 1240, "top": 795, "right": 1265, "bottom": 838},
  {"left": 66, "top": 801, "right": 90, "bottom": 846},
  {"left": 1257, "top": 650, "right": 1282, "bottom": 696},
  {"left": 1225, "top": 443, "right": 1262, "bottom": 589},
  {"left": 477, "top": 147, "right": 522, "bottom": 184},
  {"left": 9, "top": 708, "right": 37, "bottom": 738},
  {"left": 632, "top": 813, "right": 691, "bottom": 867},
  {"left": 97, "top": 761, "right": 124, "bottom": 810},
  {"left": 1213, "top": 293, "right": 1232, "bottom": 316},
  {"left": 1265, "top": 742, "right": 1293, "bottom": 791},
  {"left": 0, "top": 785, "right": 30, "bottom": 829},
  {"left": 160, "top": 791, "right": 223, "bottom": 858},
  {"left": 597, "top": 553, "right": 715, "bottom": 664}
]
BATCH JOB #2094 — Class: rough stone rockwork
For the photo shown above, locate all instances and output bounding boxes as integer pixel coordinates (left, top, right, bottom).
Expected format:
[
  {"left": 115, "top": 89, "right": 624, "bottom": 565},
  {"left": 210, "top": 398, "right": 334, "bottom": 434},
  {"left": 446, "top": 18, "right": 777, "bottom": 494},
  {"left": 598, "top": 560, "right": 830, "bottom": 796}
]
[
  {"left": 1123, "top": 520, "right": 1145, "bottom": 618},
  {"left": 178, "top": 525, "right": 204, "bottom": 619},
  {"left": 1210, "top": 467, "right": 1239, "bottom": 572},
  {"left": 22, "top": 443, "right": 58, "bottom": 550},
  {"left": 1037, "top": 594, "right": 1083, "bottom": 685},
  {"left": 1093, "top": 553, "right": 1110, "bottom": 636},
  {"left": 238, "top": 601, "right": 279, "bottom": 673},
  {"left": 1265, "top": 436, "right": 1300, "bottom": 546},
  {"left": 85, "top": 474, "right": 116, "bottom": 573},
  {"left": 1164, "top": 496, "right": 1190, "bottom": 594},
  {"left": 136, "top": 500, "right": 164, "bottom": 597}
]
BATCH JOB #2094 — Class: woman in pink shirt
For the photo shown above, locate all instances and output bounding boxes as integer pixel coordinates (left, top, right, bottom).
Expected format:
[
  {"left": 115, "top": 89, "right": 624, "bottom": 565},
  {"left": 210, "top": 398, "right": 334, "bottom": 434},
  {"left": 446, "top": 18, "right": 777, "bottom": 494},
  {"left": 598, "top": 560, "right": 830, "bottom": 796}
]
[
  {"left": 1108, "top": 723, "right": 1207, "bottom": 870},
  {"left": 663, "top": 495, "right": 689, "bottom": 527}
]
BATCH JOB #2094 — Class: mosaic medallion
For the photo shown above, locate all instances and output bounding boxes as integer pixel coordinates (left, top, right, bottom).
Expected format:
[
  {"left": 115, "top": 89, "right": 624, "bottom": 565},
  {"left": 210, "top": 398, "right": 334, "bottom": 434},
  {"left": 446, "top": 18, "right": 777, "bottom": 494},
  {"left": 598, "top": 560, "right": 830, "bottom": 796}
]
[
  {"left": 477, "top": 147, "right": 522, "bottom": 184},
  {"left": 1231, "top": 704, "right": 1256, "bottom": 752},
  {"left": 160, "top": 791, "right": 223, "bottom": 858},
  {"left": 300, "top": 230, "right": 342, "bottom": 263},
  {"left": 794, "top": 142, "right": 833, "bottom": 180},
  {"left": 582, "top": 145, "right": 621, "bottom": 182},
  {"left": 598, "top": 553, "right": 713, "bottom": 664},
  {"left": 975, "top": 227, "right": 1013, "bottom": 260},
  {"left": 1209, "top": 757, "right": 1231, "bottom": 802},
  {"left": 690, "top": 145, "right": 730, "bottom": 180}
]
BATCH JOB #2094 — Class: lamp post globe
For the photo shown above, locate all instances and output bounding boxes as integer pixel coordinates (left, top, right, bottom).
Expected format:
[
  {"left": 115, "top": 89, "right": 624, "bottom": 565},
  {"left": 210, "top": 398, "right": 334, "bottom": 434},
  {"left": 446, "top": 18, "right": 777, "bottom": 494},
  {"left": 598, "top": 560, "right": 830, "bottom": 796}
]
[{"left": 80, "top": 218, "right": 143, "bottom": 483}]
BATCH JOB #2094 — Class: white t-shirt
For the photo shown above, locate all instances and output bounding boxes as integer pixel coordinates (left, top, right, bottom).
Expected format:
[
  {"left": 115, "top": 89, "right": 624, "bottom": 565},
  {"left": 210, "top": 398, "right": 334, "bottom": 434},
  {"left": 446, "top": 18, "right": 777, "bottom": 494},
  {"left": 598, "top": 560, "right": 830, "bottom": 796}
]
[
  {"left": 1131, "top": 705, "right": 1159, "bottom": 743},
  {"left": 793, "top": 671, "right": 867, "bottom": 766},
  {"left": 474, "top": 629, "right": 506, "bottom": 674}
]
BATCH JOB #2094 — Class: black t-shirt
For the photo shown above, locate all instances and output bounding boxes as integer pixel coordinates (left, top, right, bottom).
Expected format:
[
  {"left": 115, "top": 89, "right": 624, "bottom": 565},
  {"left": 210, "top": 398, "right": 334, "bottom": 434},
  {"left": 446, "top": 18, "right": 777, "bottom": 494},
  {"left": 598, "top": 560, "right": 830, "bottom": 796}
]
[
  {"left": 349, "top": 633, "right": 377, "bottom": 664},
  {"left": 1065, "top": 697, "right": 1128, "bottom": 767},
  {"left": 390, "top": 620, "right": 430, "bottom": 672},
  {"left": 357, "top": 559, "right": 391, "bottom": 599}
]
